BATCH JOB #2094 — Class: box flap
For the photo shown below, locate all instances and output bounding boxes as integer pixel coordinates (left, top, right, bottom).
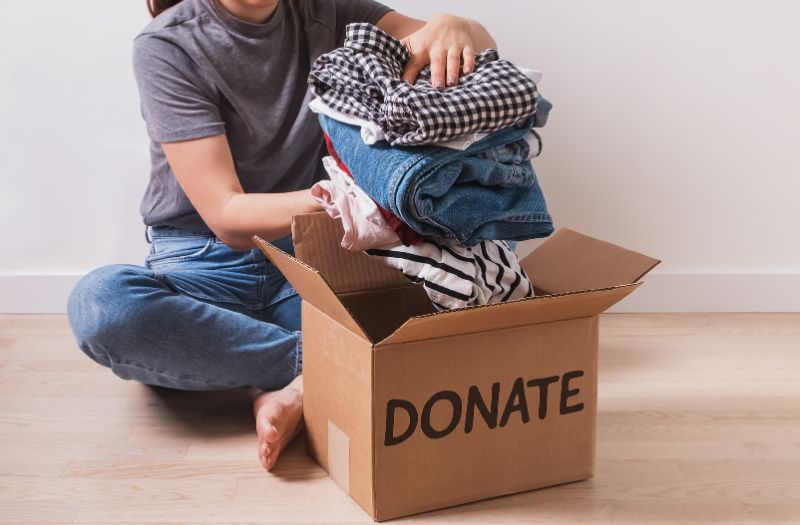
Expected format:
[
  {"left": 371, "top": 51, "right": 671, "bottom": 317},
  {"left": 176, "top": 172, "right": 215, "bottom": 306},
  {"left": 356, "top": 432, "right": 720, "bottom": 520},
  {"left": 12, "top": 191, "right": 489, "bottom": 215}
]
[
  {"left": 338, "top": 285, "right": 436, "bottom": 343},
  {"left": 291, "top": 212, "right": 412, "bottom": 294},
  {"left": 520, "top": 228, "right": 660, "bottom": 294},
  {"left": 376, "top": 283, "right": 641, "bottom": 346},
  {"left": 252, "top": 236, "right": 369, "bottom": 340}
]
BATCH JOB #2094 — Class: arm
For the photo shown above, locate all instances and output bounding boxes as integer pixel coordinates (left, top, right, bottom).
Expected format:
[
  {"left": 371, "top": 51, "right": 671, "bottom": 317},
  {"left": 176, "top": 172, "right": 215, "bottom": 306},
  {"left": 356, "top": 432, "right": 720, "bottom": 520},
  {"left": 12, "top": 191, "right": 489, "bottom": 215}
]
[
  {"left": 376, "top": 11, "right": 497, "bottom": 89},
  {"left": 161, "top": 134, "right": 321, "bottom": 251},
  {"left": 132, "top": 39, "right": 320, "bottom": 251}
]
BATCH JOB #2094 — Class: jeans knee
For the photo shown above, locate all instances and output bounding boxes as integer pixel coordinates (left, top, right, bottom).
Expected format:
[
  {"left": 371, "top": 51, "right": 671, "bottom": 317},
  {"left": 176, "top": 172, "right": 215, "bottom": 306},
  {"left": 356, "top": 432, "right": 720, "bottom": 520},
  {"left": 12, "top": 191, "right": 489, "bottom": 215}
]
[{"left": 67, "top": 265, "right": 147, "bottom": 366}]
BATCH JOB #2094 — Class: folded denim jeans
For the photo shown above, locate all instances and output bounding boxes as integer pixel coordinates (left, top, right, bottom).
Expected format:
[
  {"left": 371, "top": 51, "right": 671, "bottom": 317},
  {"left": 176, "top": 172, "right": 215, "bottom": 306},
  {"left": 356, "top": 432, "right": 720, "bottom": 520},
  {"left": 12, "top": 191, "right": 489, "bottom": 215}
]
[{"left": 318, "top": 113, "right": 554, "bottom": 246}]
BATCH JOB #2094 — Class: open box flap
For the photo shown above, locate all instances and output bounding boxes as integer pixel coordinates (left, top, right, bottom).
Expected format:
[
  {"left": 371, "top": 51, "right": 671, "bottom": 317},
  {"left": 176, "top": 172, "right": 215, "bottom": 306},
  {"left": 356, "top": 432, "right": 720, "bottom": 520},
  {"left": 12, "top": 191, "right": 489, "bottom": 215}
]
[
  {"left": 376, "top": 282, "right": 642, "bottom": 347},
  {"left": 291, "top": 212, "right": 411, "bottom": 294},
  {"left": 252, "top": 236, "right": 369, "bottom": 340},
  {"left": 520, "top": 228, "right": 661, "bottom": 294}
]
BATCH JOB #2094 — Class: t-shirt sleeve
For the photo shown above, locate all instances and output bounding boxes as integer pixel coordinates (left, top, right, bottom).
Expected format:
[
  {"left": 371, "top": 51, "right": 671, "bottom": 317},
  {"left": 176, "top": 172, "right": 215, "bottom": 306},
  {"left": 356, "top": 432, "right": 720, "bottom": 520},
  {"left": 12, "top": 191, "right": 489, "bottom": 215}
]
[
  {"left": 334, "top": 0, "right": 394, "bottom": 45},
  {"left": 132, "top": 35, "right": 225, "bottom": 143}
]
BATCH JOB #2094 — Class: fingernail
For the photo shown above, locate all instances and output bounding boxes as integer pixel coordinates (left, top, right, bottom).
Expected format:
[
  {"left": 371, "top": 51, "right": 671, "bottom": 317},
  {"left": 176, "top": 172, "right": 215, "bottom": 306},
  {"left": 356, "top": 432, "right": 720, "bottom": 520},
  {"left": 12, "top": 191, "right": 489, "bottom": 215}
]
[
  {"left": 433, "top": 80, "right": 442, "bottom": 89},
  {"left": 447, "top": 76, "right": 456, "bottom": 86}
]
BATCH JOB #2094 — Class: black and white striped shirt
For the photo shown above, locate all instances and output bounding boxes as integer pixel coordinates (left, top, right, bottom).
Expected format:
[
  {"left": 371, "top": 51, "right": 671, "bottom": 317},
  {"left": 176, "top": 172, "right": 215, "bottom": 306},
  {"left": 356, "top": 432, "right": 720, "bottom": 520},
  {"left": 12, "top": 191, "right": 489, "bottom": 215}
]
[{"left": 366, "top": 239, "right": 533, "bottom": 311}]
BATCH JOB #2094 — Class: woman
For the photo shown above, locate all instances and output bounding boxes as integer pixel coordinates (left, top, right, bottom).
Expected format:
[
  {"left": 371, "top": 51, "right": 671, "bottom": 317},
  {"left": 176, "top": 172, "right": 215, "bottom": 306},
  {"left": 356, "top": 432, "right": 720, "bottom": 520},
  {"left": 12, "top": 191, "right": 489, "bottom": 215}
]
[{"left": 67, "top": 0, "right": 497, "bottom": 471}]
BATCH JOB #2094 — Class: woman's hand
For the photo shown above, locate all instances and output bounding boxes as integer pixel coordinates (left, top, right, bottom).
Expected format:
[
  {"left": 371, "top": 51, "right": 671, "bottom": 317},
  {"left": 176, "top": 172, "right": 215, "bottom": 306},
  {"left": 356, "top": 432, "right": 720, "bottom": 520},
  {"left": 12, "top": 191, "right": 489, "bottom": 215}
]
[
  {"left": 376, "top": 11, "right": 497, "bottom": 88},
  {"left": 399, "top": 13, "right": 497, "bottom": 89}
]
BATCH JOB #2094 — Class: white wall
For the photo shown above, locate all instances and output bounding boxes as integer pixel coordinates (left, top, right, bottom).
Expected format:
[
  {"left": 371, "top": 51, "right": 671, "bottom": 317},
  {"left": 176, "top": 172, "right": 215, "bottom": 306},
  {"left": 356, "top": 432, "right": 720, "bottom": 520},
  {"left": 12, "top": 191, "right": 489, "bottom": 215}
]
[
  {"left": 0, "top": 1, "right": 153, "bottom": 312},
  {"left": 1, "top": 1, "right": 799, "bottom": 313}
]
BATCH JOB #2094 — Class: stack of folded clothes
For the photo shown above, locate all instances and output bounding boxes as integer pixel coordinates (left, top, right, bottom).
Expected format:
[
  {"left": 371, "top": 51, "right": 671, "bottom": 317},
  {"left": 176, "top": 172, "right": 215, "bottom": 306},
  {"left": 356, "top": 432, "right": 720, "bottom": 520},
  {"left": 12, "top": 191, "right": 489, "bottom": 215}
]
[{"left": 306, "top": 23, "right": 555, "bottom": 311}]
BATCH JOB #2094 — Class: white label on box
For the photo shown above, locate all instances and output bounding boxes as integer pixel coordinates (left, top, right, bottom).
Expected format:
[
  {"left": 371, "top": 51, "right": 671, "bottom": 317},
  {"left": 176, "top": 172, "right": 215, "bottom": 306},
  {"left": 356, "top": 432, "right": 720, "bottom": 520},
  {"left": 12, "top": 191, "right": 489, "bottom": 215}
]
[{"left": 327, "top": 419, "right": 350, "bottom": 494}]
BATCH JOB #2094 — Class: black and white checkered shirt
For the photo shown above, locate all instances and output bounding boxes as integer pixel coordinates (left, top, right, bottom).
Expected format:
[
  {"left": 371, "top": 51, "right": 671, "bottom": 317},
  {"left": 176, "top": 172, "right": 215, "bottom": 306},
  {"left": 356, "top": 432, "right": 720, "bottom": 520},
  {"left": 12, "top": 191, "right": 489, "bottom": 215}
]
[{"left": 308, "top": 23, "right": 542, "bottom": 146}]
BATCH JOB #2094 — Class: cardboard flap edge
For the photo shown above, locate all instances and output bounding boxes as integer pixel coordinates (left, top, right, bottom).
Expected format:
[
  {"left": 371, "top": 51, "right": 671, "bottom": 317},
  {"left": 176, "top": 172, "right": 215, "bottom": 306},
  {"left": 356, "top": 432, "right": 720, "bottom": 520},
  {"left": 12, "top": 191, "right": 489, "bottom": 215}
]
[
  {"left": 291, "top": 212, "right": 412, "bottom": 293},
  {"left": 375, "top": 282, "right": 643, "bottom": 347},
  {"left": 520, "top": 227, "right": 661, "bottom": 293},
  {"left": 252, "top": 235, "right": 369, "bottom": 340}
]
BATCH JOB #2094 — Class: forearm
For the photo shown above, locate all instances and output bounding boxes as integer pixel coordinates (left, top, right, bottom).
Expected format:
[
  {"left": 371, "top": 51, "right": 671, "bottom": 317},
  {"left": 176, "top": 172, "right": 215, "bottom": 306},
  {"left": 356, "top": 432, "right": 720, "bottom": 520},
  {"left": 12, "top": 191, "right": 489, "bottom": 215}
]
[
  {"left": 217, "top": 188, "right": 321, "bottom": 250},
  {"left": 161, "top": 135, "right": 323, "bottom": 251}
]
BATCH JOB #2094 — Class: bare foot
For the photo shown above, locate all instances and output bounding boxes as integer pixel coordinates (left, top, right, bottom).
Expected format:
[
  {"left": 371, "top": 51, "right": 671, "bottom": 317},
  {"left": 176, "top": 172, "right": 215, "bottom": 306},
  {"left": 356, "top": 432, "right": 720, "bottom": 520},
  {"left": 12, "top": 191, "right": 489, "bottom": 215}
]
[{"left": 254, "top": 375, "right": 304, "bottom": 471}]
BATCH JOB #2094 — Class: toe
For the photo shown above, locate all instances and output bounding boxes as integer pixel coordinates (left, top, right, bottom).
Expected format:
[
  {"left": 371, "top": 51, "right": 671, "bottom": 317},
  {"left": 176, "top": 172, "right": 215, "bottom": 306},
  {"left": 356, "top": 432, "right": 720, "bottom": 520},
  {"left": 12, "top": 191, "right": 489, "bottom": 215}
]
[
  {"left": 257, "top": 417, "right": 280, "bottom": 443},
  {"left": 265, "top": 442, "right": 283, "bottom": 471}
]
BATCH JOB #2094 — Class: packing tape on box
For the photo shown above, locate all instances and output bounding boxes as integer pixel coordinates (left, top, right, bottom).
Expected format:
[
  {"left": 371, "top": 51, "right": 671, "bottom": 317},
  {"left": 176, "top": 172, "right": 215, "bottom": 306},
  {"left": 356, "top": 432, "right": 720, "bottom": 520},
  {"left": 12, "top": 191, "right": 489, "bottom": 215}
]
[{"left": 327, "top": 420, "right": 350, "bottom": 494}]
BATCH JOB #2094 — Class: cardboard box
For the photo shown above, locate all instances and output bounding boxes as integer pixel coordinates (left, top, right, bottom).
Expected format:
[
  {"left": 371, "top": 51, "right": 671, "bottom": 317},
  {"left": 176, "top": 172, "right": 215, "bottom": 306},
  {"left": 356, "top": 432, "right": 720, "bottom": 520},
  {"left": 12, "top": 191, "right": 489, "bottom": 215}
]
[{"left": 253, "top": 212, "right": 660, "bottom": 521}]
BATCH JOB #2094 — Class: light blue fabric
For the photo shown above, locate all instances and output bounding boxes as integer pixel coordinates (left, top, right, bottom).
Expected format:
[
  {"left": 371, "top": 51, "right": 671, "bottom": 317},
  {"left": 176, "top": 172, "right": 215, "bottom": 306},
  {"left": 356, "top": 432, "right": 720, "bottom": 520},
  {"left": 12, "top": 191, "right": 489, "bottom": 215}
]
[
  {"left": 66, "top": 226, "right": 302, "bottom": 391},
  {"left": 318, "top": 112, "right": 555, "bottom": 246}
]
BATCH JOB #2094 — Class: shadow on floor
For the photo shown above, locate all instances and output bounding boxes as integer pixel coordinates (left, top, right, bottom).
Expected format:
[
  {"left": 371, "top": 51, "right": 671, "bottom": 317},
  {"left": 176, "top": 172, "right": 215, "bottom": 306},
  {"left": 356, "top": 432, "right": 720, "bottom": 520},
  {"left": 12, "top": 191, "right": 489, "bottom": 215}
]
[
  {"left": 139, "top": 384, "right": 321, "bottom": 482},
  {"left": 140, "top": 384, "right": 257, "bottom": 438}
]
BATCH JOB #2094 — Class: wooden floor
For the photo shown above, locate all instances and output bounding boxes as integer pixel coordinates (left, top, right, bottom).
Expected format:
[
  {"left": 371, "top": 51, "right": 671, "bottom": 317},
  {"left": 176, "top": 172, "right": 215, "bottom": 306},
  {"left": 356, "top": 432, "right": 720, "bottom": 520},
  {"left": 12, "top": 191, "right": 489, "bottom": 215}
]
[{"left": 1, "top": 313, "right": 799, "bottom": 524}]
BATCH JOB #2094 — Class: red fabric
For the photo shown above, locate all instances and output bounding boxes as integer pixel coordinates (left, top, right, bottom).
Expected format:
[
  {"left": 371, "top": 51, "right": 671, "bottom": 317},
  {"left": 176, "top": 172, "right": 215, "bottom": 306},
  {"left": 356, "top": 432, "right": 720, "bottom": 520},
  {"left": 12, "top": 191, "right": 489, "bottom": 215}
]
[{"left": 322, "top": 133, "right": 423, "bottom": 246}]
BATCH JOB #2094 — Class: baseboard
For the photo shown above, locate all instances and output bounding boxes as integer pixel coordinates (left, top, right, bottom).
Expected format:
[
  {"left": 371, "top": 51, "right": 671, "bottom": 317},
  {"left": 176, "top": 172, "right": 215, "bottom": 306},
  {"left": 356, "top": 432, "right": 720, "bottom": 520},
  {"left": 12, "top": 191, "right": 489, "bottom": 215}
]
[
  {"left": 0, "top": 275, "right": 84, "bottom": 314},
  {"left": 609, "top": 272, "right": 800, "bottom": 312},
  {"left": 1, "top": 273, "right": 799, "bottom": 314}
]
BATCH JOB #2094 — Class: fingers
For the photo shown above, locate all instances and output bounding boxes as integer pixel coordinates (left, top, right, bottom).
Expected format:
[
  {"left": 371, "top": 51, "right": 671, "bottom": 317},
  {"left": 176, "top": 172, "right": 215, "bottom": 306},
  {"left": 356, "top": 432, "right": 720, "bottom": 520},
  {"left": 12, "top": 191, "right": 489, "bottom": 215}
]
[
  {"left": 446, "top": 47, "right": 462, "bottom": 87},
  {"left": 402, "top": 50, "right": 426, "bottom": 85},
  {"left": 462, "top": 46, "right": 475, "bottom": 75},
  {"left": 403, "top": 45, "right": 476, "bottom": 89},
  {"left": 428, "top": 47, "right": 447, "bottom": 89}
]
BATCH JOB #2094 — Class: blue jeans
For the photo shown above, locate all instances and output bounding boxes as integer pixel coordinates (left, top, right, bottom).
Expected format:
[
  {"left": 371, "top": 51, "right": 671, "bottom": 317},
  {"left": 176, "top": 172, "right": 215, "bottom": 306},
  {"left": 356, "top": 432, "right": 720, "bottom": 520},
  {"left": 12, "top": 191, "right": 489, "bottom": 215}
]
[
  {"left": 66, "top": 225, "right": 302, "bottom": 391},
  {"left": 318, "top": 112, "right": 554, "bottom": 247}
]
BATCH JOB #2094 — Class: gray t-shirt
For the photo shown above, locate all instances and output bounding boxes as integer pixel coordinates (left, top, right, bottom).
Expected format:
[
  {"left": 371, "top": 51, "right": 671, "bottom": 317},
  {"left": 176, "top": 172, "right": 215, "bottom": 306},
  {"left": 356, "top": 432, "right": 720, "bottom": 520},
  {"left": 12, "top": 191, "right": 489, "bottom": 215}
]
[{"left": 133, "top": 0, "right": 393, "bottom": 231}]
